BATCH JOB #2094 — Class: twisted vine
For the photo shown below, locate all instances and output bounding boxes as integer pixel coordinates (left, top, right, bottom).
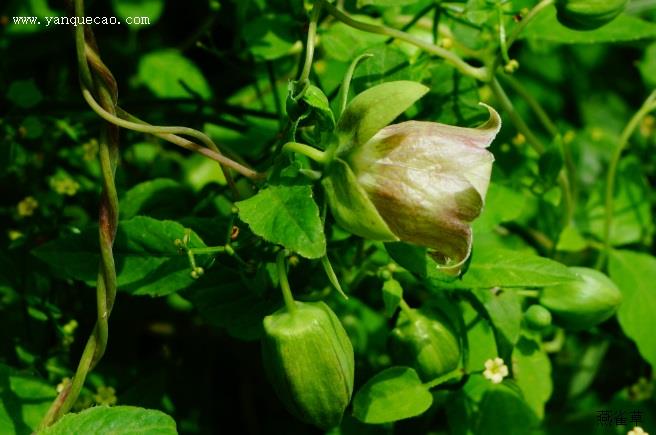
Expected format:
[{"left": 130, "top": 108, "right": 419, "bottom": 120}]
[
  {"left": 38, "top": 0, "right": 118, "bottom": 426},
  {"left": 38, "top": 0, "right": 263, "bottom": 427}
]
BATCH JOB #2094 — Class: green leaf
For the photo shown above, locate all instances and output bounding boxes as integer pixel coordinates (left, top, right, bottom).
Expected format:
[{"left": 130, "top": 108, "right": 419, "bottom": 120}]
[
  {"left": 138, "top": 50, "right": 212, "bottom": 99},
  {"left": 382, "top": 279, "right": 403, "bottom": 318},
  {"left": 385, "top": 242, "right": 429, "bottom": 277},
  {"left": 112, "top": 0, "right": 164, "bottom": 26},
  {"left": 321, "top": 19, "right": 388, "bottom": 62},
  {"left": 426, "top": 64, "right": 484, "bottom": 126},
  {"left": 608, "top": 250, "right": 656, "bottom": 368},
  {"left": 336, "top": 81, "right": 429, "bottom": 153},
  {"left": 522, "top": 6, "right": 656, "bottom": 44},
  {"left": 443, "top": 249, "right": 577, "bottom": 289},
  {"left": 475, "top": 383, "right": 539, "bottom": 435},
  {"left": 38, "top": 405, "right": 177, "bottom": 435},
  {"left": 351, "top": 45, "right": 421, "bottom": 94},
  {"left": 472, "top": 288, "right": 522, "bottom": 356},
  {"left": 204, "top": 118, "right": 278, "bottom": 159},
  {"left": 473, "top": 183, "right": 526, "bottom": 232},
  {"left": 236, "top": 184, "right": 326, "bottom": 259},
  {"left": 538, "top": 146, "right": 564, "bottom": 188},
  {"left": 462, "top": 302, "right": 498, "bottom": 372},
  {"left": 6, "top": 0, "right": 60, "bottom": 34},
  {"left": 323, "top": 159, "right": 398, "bottom": 241},
  {"left": 184, "top": 267, "right": 278, "bottom": 340},
  {"left": 512, "top": 336, "right": 552, "bottom": 419},
  {"left": 352, "top": 366, "right": 433, "bottom": 424},
  {"left": 302, "top": 85, "right": 336, "bottom": 130},
  {"left": 0, "top": 363, "right": 56, "bottom": 435},
  {"left": 120, "top": 179, "right": 191, "bottom": 220},
  {"left": 639, "top": 42, "right": 656, "bottom": 88},
  {"left": 583, "top": 158, "right": 653, "bottom": 246},
  {"left": 32, "top": 217, "right": 210, "bottom": 296},
  {"left": 7, "top": 80, "right": 43, "bottom": 109},
  {"left": 242, "top": 15, "right": 299, "bottom": 60}
]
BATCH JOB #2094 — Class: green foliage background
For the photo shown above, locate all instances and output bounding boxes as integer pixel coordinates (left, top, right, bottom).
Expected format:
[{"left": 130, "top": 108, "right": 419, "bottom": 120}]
[{"left": 1, "top": 0, "right": 655, "bottom": 433}]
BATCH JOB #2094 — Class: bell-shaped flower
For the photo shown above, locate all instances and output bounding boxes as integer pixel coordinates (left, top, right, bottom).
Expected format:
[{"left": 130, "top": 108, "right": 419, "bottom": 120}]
[{"left": 322, "top": 81, "right": 501, "bottom": 268}]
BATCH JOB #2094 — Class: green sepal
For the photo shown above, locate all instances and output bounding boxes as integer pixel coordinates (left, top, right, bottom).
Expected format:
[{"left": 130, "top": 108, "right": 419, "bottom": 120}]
[
  {"left": 388, "top": 308, "right": 461, "bottom": 382},
  {"left": 334, "top": 80, "right": 429, "bottom": 156},
  {"left": 555, "top": 0, "right": 628, "bottom": 30},
  {"left": 321, "top": 158, "right": 398, "bottom": 241},
  {"left": 261, "top": 301, "right": 354, "bottom": 430},
  {"left": 539, "top": 267, "right": 622, "bottom": 330}
]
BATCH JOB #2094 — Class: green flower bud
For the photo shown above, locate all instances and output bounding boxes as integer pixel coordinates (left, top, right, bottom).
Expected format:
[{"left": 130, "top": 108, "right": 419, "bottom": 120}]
[
  {"left": 524, "top": 304, "right": 552, "bottom": 331},
  {"left": 539, "top": 267, "right": 622, "bottom": 330},
  {"left": 555, "top": 0, "right": 628, "bottom": 31},
  {"left": 261, "top": 301, "right": 354, "bottom": 430},
  {"left": 388, "top": 308, "right": 461, "bottom": 381},
  {"left": 323, "top": 81, "right": 501, "bottom": 267}
]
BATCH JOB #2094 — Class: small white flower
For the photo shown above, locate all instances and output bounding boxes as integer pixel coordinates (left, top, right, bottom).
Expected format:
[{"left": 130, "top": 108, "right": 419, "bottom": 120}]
[
  {"left": 628, "top": 427, "right": 649, "bottom": 435},
  {"left": 483, "top": 357, "right": 509, "bottom": 384}
]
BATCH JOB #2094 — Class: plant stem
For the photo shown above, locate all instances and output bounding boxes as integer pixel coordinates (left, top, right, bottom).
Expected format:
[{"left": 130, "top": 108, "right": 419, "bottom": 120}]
[
  {"left": 497, "top": 6, "right": 511, "bottom": 65},
  {"left": 189, "top": 246, "right": 228, "bottom": 255},
  {"left": 39, "top": 0, "right": 120, "bottom": 426},
  {"left": 499, "top": 75, "right": 558, "bottom": 137},
  {"left": 318, "top": 0, "right": 488, "bottom": 81},
  {"left": 337, "top": 53, "right": 374, "bottom": 117},
  {"left": 398, "top": 299, "right": 419, "bottom": 323},
  {"left": 298, "top": 3, "right": 322, "bottom": 85},
  {"left": 424, "top": 368, "right": 464, "bottom": 389},
  {"left": 517, "top": 289, "right": 540, "bottom": 298},
  {"left": 599, "top": 90, "right": 656, "bottom": 267},
  {"left": 277, "top": 251, "right": 297, "bottom": 314},
  {"left": 282, "top": 141, "right": 328, "bottom": 164},
  {"left": 490, "top": 77, "right": 544, "bottom": 153},
  {"left": 78, "top": 91, "right": 262, "bottom": 180}
]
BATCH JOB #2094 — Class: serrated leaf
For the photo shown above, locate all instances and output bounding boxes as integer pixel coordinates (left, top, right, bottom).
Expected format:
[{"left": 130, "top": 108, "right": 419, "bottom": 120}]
[
  {"left": 382, "top": 279, "right": 403, "bottom": 317},
  {"left": 138, "top": 50, "right": 212, "bottom": 99},
  {"left": 32, "top": 217, "right": 210, "bottom": 296},
  {"left": 352, "top": 366, "right": 432, "bottom": 424},
  {"left": 0, "top": 363, "right": 56, "bottom": 435},
  {"left": 444, "top": 249, "right": 577, "bottom": 289},
  {"left": 512, "top": 336, "right": 552, "bottom": 419},
  {"left": 609, "top": 250, "right": 656, "bottom": 368},
  {"left": 522, "top": 6, "right": 656, "bottom": 44},
  {"left": 38, "top": 406, "right": 177, "bottom": 435},
  {"left": 236, "top": 184, "right": 326, "bottom": 259},
  {"left": 336, "top": 81, "right": 429, "bottom": 153}
]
